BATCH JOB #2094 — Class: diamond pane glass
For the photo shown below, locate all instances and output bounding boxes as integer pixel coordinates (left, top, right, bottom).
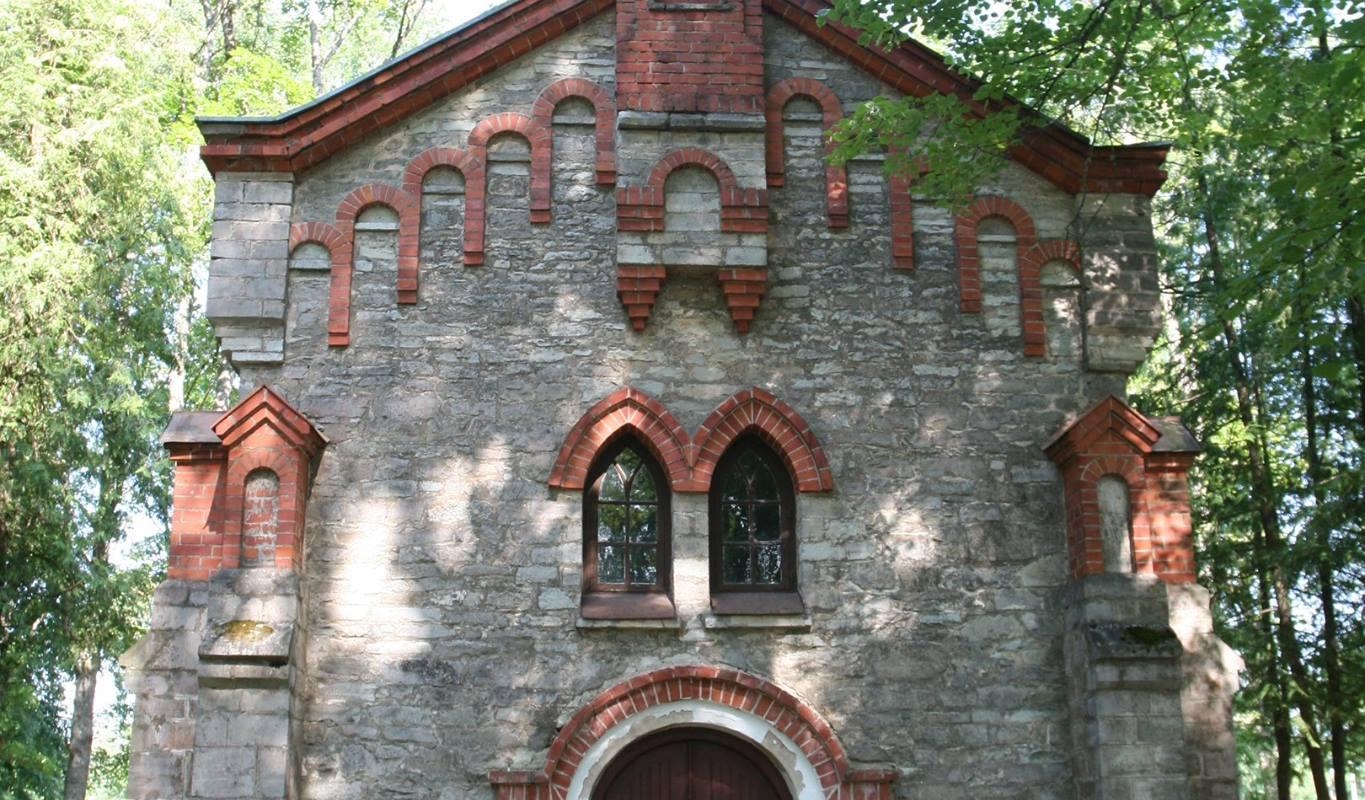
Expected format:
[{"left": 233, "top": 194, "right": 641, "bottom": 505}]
[
  {"left": 629, "top": 505, "right": 657, "bottom": 543},
  {"left": 598, "top": 544, "right": 624, "bottom": 583},
  {"left": 755, "top": 542, "right": 782, "bottom": 584},
  {"left": 723, "top": 544, "right": 751, "bottom": 584}
]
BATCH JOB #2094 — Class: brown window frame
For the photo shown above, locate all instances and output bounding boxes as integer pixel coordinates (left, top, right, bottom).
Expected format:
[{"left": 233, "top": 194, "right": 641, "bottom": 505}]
[
  {"left": 582, "top": 436, "right": 675, "bottom": 620},
  {"left": 708, "top": 434, "right": 803, "bottom": 615}
]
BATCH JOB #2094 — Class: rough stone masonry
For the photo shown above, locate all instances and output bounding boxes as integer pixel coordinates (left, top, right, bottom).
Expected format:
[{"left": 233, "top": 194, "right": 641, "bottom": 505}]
[{"left": 123, "top": 0, "right": 1242, "bottom": 798}]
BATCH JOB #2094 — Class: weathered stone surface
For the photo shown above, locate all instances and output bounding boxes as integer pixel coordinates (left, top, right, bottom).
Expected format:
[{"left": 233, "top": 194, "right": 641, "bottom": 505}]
[{"left": 125, "top": 6, "right": 1237, "bottom": 800}]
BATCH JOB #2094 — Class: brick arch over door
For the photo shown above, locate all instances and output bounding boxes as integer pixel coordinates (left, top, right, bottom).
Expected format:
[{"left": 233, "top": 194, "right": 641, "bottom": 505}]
[{"left": 488, "top": 665, "right": 896, "bottom": 800}]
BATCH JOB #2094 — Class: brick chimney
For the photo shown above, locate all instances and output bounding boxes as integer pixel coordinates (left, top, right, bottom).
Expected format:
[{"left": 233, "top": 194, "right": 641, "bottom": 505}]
[{"left": 615, "top": 0, "right": 765, "bottom": 113}]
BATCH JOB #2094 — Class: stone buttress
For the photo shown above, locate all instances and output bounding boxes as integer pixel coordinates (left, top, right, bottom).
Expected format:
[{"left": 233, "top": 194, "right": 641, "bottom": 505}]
[{"left": 122, "top": 387, "right": 324, "bottom": 799}]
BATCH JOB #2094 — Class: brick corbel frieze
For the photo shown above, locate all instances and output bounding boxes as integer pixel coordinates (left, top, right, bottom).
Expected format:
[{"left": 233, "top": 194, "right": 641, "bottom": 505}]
[
  {"left": 616, "top": 148, "right": 769, "bottom": 333},
  {"left": 615, "top": 265, "right": 667, "bottom": 333},
  {"left": 616, "top": 149, "right": 769, "bottom": 236},
  {"left": 197, "top": 0, "right": 1165, "bottom": 198},
  {"left": 1043, "top": 395, "right": 1200, "bottom": 583},
  {"left": 488, "top": 665, "right": 896, "bottom": 800},
  {"left": 716, "top": 268, "right": 768, "bottom": 334},
  {"left": 163, "top": 386, "right": 326, "bottom": 581}
]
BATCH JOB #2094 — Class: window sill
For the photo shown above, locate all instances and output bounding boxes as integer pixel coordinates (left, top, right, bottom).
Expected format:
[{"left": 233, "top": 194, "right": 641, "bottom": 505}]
[
  {"left": 710, "top": 591, "right": 805, "bottom": 616},
  {"left": 702, "top": 613, "right": 811, "bottom": 632},
  {"left": 580, "top": 591, "right": 676, "bottom": 621},
  {"left": 576, "top": 616, "right": 681, "bottom": 630}
]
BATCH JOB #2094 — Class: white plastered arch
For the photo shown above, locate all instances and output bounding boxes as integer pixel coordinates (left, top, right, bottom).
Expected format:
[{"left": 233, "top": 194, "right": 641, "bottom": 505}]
[{"left": 566, "top": 699, "right": 824, "bottom": 800}]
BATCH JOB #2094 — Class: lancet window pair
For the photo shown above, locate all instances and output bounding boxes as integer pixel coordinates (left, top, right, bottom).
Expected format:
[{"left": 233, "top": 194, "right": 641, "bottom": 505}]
[{"left": 582, "top": 435, "right": 797, "bottom": 619}]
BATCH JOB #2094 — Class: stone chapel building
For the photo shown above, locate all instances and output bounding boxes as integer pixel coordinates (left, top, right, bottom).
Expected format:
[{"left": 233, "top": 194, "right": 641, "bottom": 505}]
[{"left": 123, "top": 0, "right": 1243, "bottom": 797}]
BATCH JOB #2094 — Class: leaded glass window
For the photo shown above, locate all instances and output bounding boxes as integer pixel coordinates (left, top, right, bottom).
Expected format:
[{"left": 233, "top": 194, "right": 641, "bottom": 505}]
[
  {"left": 585, "top": 439, "right": 670, "bottom": 594},
  {"left": 709, "top": 436, "right": 796, "bottom": 593}
]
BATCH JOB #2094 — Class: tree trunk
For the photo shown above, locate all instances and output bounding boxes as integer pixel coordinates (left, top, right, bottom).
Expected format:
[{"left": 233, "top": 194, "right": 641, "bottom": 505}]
[
  {"left": 1196, "top": 173, "right": 1332, "bottom": 800},
  {"left": 1309, "top": 21, "right": 1352, "bottom": 798},
  {"left": 1347, "top": 296, "right": 1365, "bottom": 448},
  {"left": 1267, "top": 586, "right": 1294, "bottom": 800},
  {"left": 1300, "top": 297, "right": 1347, "bottom": 800},
  {"left": 308, "top": 0, "right": 324, "bottom": 94},
  {"left": 61, "top": 654, "right": 97, "bottom": 800},
  {"left": 220, "top": 0, "right": 236, "bottom": 57}
]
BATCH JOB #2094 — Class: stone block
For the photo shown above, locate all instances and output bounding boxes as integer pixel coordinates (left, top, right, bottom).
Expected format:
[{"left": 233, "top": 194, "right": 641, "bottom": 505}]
[
  {"left": 240, "top": 180, "right": 295, "bottom": 205},
  {"left": 190, "top": 746, "right": 256, "bottom": 798}
]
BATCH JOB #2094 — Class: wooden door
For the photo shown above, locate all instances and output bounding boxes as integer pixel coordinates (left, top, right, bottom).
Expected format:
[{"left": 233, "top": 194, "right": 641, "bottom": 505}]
[{"left": 593, "top": 728, "right": 791, "bottom": 800}]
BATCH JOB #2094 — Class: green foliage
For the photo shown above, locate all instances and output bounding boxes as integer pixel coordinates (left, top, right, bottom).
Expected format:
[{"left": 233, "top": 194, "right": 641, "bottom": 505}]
[
  {"left": 0, "top": 0, "right": 206, "bottom": 794},
  {"left": 199, "top": 48, "right": 313, "bottom": 117},
  {"left": 830, "top": 0, "right": 1365, "bottom": 791},
  {"left": 0, "top": 0, "right": 458, "bottom": 796}
]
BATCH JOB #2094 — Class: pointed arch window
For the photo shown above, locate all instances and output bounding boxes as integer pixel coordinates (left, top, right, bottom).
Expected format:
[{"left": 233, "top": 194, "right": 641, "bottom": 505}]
[
  {"left": 583, "top": 438, "right": 674, "bottom": 619},
  {"left": 709, "top": 435, "right": 803, "bottom": 614}
]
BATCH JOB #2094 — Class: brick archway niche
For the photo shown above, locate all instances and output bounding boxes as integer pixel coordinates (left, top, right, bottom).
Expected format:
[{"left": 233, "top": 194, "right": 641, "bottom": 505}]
[{"left": 489, "top": 666, "right": 895, "bottom": 800}]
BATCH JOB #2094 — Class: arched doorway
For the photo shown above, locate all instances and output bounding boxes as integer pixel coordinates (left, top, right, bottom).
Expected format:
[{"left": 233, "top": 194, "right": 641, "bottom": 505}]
[{"left": 591, "top": 728, "right": 793, "bottom": 800}]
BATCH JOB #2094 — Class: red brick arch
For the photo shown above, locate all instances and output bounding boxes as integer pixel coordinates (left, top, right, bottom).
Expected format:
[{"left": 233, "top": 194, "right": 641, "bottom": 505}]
[
  {"left": 955, "top": 192, "right": 1037, "bottom": 342},
  {"left": 488, "top": 665, "right": 896, "bottom": 800},
  {"left": 548, "top": 387, "right": 692, "bottom": 491},
  {"left": 288, "top": 220, "right": 346, "bottom": 255},
  {"left": 1043, "top": 395, "right": 1194, "bottom": 582},
  {"left": 327, "top": 183, "right": 421, "bottom": 346},
  {"left": 646, "top": 147, "right": 742, "bottom": 195},
  {"left": 549, "top": 389, "right": 833, "bottom": 494},
  {"left": 402, "top": 146, "right": 487, "bottom": 267},
  {"left": 290, "top": 223, "right": 352, "bottom": 334},
  {"left": 469, "top": 112, "right": 554, "bottom": 223},
  {"left": 1019, "top": 238, "right": 1082, "bottom": 357},
  {"left": 211, "top": 386, "right": 325, "bottom": 574},
  {"left": 690, "top": 388, "right": 833, "bottom": 494},
  {"left": 1076, "top": 458, "right": 1152, "bottom": 576},
  {"left": 616, "top": 148, "right": 768, "bottom": 235},
  {"left": 765, "top": 77, "right": 848, "bottom": 227},
  {"left": 531, "top": 77, "right": 617, "bottom": 186}
]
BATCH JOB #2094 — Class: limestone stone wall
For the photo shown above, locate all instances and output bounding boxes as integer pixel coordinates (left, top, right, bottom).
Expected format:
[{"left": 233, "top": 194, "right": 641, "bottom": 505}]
[{"left": 179, "top": 9, "right": 1188, "bottom": 800}]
